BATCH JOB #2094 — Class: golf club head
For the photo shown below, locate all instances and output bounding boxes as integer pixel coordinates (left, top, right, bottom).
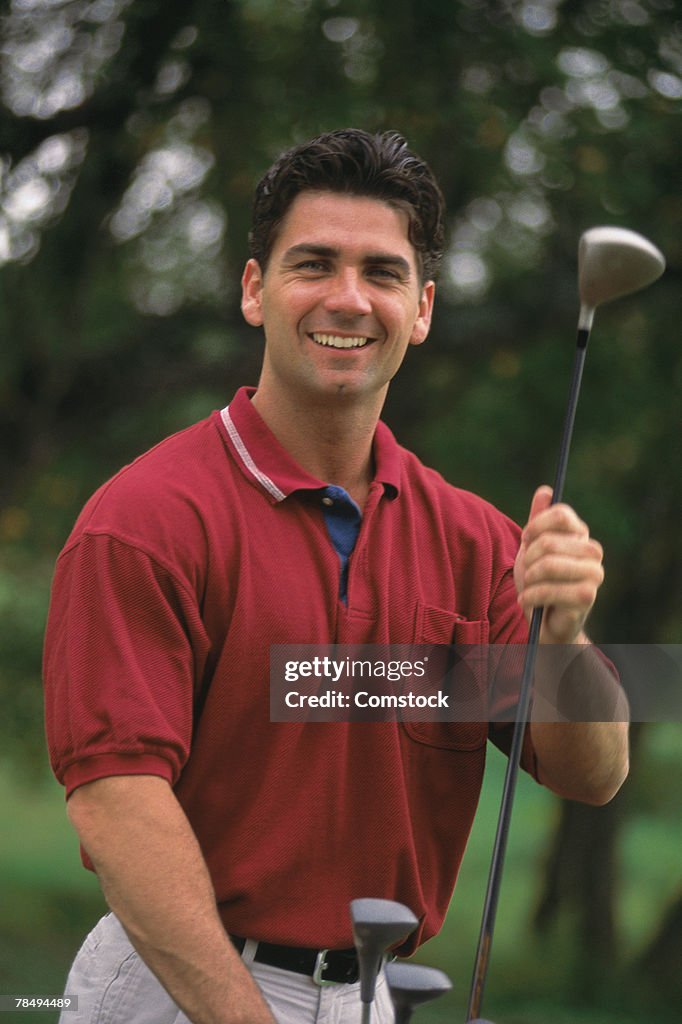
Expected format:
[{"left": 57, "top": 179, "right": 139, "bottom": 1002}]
[
  {"left": 578, "top": 226, "right": 665, "bottom": 329},
  {"left": 385, "top": 961, "right": 452, "bottom": 1022},
  {"left": 350, "top": 899, "right": 419, "bottom": 1004}
]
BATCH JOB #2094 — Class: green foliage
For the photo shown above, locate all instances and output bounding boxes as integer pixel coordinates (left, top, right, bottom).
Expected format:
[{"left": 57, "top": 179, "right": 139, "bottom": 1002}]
[{"left": 0, "top": 767, "right": 105, "bottom": 1023}]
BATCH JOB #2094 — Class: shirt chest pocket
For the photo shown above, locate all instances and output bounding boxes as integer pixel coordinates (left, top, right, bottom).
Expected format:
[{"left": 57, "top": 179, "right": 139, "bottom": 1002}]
[
  {"left": 416, "top": 602, "right": 490, "bottom": 646},
  {"left": 404, "top": 602, "right": 489, "bottom": 751}
]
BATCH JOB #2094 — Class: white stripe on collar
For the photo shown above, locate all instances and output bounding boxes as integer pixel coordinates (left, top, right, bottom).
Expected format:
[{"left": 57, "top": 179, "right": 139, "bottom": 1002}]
[{"left": 220, "top": 406, "right": 286, "bottom": 502}]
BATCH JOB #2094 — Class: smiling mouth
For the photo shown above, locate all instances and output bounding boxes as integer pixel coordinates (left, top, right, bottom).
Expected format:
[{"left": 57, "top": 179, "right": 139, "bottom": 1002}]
[{"left": 310, "top": 332, "right": 372, "bottom": 350}]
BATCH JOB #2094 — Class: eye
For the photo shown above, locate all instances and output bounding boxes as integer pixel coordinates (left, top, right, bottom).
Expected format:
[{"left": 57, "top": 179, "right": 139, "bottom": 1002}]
[
  {"left": 367, "top": 266, "right": 403, "bottom": 282},
  {"left": 296, "top": 259, "right": 329, "bottom": 273}
]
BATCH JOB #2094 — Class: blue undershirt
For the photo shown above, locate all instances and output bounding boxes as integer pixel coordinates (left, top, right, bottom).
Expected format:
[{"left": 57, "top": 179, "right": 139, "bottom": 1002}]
[{"left": 320, "top": 485, "right": 362, "bottom": 603}]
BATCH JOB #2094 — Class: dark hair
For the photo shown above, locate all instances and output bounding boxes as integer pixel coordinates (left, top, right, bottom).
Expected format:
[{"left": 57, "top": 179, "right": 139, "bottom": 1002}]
[{"left": 249, "top": 129, "right": 445, "bottom": 282}]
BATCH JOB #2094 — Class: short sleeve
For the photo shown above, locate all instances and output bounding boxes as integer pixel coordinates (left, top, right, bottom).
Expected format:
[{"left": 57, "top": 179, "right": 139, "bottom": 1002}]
[
  {"left": 488, "top": 566, "right": 527, "bottom": 645},
  {"left": 43, "top": 533, "right": 211, "bottom": 796}
]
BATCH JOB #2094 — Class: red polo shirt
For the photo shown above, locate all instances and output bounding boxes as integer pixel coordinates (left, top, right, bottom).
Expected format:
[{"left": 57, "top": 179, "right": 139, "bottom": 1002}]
[{"left": 43, "top": 386, "right": 536, "bottom": 952}]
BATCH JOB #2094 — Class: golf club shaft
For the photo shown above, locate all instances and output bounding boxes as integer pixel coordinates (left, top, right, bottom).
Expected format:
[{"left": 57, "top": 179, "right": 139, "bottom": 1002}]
[
  {"left": 550, "top": 328, "right": 590, "bottom": 504},
  {"left": 361, "top": 1003, "right": 371, "bottom": 1024},
  {"left": 465, "top": 326, "right": 590, "bottom": 1021}
]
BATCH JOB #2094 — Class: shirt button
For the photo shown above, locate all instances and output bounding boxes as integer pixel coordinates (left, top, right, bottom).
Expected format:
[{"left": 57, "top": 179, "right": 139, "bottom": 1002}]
[{"left": 322, "top": 496, "right": 334, "bottom": 507}]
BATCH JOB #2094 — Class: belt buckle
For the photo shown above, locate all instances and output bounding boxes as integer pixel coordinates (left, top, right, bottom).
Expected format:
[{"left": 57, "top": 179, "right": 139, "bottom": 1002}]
[{"left": 312, "top": 949, "right": 337, "bottom": 986}]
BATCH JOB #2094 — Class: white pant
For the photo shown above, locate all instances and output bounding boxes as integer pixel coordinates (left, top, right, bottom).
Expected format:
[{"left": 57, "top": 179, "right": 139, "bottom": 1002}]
[{"left": 59, "top": 913, "right": 395, "bottom": 1023}]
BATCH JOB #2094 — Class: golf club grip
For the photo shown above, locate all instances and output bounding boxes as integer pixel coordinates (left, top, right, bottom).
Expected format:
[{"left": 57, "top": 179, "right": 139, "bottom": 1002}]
[{"left": 467, "top": 330, "right": 591, "bottom": 1020}]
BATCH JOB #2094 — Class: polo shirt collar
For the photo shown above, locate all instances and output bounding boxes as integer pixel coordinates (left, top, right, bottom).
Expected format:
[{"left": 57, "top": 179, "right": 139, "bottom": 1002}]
[{"left": 220, "top": 386, "right": 401, "bottom": 503}]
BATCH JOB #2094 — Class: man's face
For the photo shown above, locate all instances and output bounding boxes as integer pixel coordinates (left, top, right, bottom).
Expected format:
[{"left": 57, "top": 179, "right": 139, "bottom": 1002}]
[{"left": 241, "top": 190, "right": 435, "bottom": 407}]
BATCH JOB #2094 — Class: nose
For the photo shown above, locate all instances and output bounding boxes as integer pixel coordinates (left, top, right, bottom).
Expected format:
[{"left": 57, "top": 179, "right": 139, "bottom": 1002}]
[{"left": 323, "top": 269, "right": 372, "bottom": 317}]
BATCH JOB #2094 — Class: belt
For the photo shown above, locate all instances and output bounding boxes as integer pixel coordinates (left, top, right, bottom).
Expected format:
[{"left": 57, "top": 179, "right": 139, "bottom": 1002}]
[{"left": 230, "top": 935, "right": 360, "bottom": 985}]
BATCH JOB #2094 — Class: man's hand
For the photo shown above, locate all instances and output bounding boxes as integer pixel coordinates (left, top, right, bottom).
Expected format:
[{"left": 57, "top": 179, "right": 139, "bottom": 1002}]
[
  {"left": 514, "top": 485, "right": 605, "bottom": 644},
  {"left": 514, "top": 487, "right": 629, "bottom": 805}
]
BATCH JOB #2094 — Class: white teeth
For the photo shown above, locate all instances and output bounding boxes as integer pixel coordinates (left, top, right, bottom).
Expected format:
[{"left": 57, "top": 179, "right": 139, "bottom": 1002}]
[{"left": 312, "top": 333, "right": 369, "bottom": 349}]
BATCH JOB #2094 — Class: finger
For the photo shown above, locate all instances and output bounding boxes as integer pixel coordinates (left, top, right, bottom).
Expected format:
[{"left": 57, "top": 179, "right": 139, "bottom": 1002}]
[
  {"left": 526, "top": 485, "right": 554, "bottom": 525},
  {"left": 522, "top": 535, "right": 604, "bottom": 574},
  {"left": 522, "top": 502, "right": 590, "bottom": 546},
  {"left": 518, "top": 575, "right": 603, "bottom": 614},
  {"left": 522, "top": 551, "right": 605, "bottom": 589}
]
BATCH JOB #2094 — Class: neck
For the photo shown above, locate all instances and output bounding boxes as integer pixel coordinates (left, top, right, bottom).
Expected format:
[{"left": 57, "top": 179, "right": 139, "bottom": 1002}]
[{"left": 251, "top": 385, "right": 384, "bottom": 508}]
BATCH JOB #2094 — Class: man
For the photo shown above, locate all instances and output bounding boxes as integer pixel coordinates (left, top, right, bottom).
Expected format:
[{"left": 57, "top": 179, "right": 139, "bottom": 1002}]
[{"left": 43, "top": 129, "right": 629, "bottom": 1024}]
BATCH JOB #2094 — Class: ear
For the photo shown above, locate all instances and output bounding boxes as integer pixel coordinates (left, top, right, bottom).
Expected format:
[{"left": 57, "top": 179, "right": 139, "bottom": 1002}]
[
  {"left": 241, "top": 259, "right": 265, "bottom": 327},
  {"left": 409, "top": 280, "right": 435, "bottom": 347}
]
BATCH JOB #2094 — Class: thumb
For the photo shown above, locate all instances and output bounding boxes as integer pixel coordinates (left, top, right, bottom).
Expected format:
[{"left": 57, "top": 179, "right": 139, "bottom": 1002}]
[
  {"left": 527, "top": 484, "right": 554, "bottom": 525},
  {"left": 515, "top": 484, "right": 554, "bottom": 604}
]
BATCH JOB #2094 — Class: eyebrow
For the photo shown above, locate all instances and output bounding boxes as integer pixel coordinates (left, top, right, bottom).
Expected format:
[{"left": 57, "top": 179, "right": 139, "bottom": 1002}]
[{"left": 282, "top": 243, "right": 412, "bottom": 277}]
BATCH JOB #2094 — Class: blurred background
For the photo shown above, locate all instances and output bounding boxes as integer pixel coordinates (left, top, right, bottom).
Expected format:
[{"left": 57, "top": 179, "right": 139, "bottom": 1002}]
[{"left": 1, "top": 1, "right": 680, "bottom": 1021}]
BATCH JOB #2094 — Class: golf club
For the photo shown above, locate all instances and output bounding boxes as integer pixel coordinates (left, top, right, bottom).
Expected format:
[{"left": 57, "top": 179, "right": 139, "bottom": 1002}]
[
  {"left": 465, "top": 226, "right": 665, "bottom": 1022},
  {"left": 385, "top": 961, "right": 453, "bottom": 1023},
  {"left": 350, "top": 898, "right": 419, "bottom": 1024}
]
